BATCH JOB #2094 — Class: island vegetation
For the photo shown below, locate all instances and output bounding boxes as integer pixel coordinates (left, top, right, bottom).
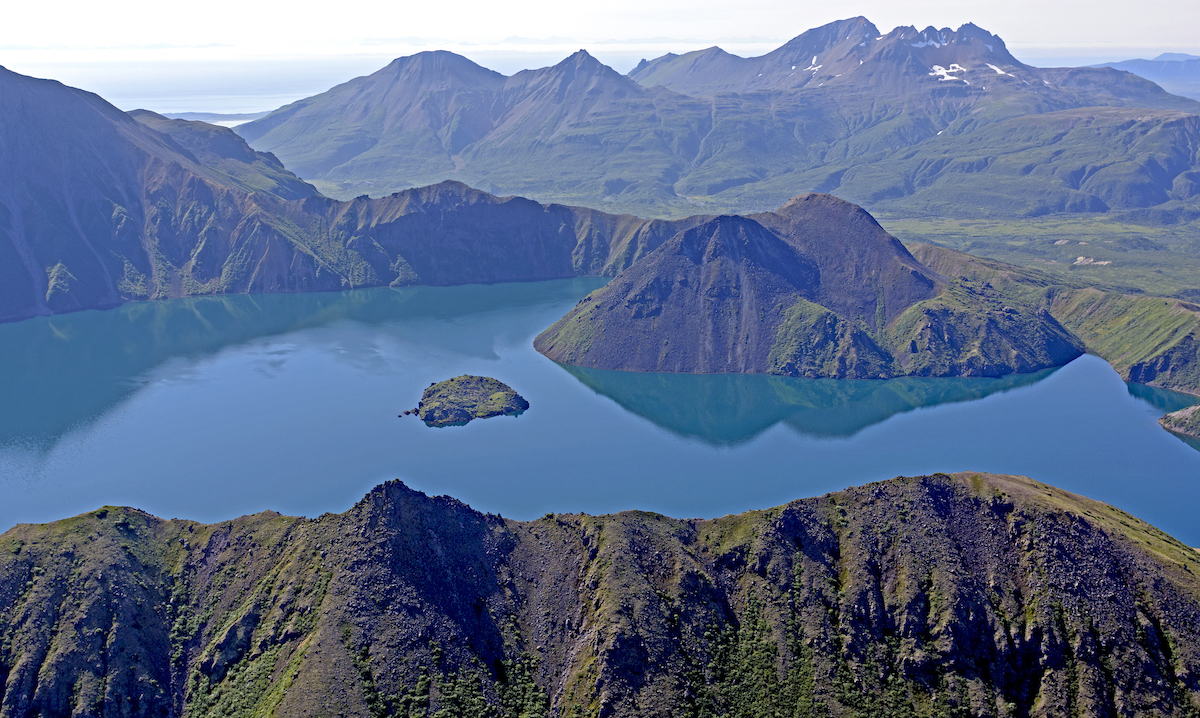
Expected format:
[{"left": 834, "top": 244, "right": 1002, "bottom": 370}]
[{"left": 404, "top": 375, "right": 529, "bottom": 427}]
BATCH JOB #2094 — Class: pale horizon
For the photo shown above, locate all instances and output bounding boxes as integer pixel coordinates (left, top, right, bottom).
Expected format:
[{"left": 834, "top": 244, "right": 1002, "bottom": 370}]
[{"left": 4, "top": 0, "right": 1198, "bottom": 114}]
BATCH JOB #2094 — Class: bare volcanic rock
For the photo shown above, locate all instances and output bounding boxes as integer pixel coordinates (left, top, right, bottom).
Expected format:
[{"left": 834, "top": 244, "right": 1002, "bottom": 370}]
[
  {"left": 409, "top": 375, "right": 529, "bottom": 427},
  {"left": 1, "top": 473, "right": 1199, "bottom": 716},
  {"left": 535, "top": 194, "right": 1085, "bottom": 378}
]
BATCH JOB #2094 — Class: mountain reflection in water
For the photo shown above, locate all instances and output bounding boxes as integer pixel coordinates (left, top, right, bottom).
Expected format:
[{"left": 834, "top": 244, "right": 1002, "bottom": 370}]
[
  {"left": 0, "top": 279, "right": 606, "bottom": 447},
  {"left": 558, "top": 364, "right": 1059, "bottom": 445}
]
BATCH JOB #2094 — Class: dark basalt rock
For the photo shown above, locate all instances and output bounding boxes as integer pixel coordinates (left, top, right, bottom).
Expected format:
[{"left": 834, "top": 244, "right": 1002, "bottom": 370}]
[{"left": 409, "top": 375, "right": 529, "bottom": 427}]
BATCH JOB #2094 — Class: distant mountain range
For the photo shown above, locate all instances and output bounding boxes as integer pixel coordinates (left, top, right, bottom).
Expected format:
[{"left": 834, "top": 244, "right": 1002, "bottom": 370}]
[
  {"left": 1096, "top": 53, "right": 1200, "bottom": 102},
  {"left": 236, "top": 18, "right": 1200, "bottom": 220},
  {"left": 3, "top": 472, "right": 1199, "bottom": 716}
]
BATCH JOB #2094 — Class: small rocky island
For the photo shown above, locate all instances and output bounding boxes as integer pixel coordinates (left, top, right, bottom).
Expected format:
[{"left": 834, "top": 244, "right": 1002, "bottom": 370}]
[{"left": 402, "top": 375, "right": 529, "bottom": 427}]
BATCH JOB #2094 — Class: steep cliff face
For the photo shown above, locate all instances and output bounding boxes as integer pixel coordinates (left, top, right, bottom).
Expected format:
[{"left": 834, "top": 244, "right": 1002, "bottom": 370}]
[
  {"left": 2, "top": 473, "right": 1198, "bottom": 717},
  {"left": 0, "top": 66, "right": 700, "bottom": 325},
  {"left": 535, "top": 194, "right": 1084, "bottom": 378}
]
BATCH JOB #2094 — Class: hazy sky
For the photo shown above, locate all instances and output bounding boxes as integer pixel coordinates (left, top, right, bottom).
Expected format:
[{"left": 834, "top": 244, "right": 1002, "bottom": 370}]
[{"left": 4, "top": 0, "right": 1198, "bottom": 112}]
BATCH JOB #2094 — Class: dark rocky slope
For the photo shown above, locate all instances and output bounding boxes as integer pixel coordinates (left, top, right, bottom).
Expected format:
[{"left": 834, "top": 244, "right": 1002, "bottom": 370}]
[
  {"left": 535, "top": 195, "right": 1084, "bottom": 378},
  {"left": 0, "top": 65, "right": 704, "bottom": 324},
  {"left": 1, "top": 472, "right": 1199, "bottom": 717}
]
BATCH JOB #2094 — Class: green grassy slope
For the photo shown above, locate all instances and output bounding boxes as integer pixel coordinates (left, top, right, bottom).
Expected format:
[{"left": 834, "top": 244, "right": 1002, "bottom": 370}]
[
  {"left": 909, "top": 242, "right": 1200, "bottom": 395},
  {"left": 883, "top": 213, "right": 1200, "bottom": 300},
  {"left": 1161, "top": 404, "right": 1200, "bottom": 441}
]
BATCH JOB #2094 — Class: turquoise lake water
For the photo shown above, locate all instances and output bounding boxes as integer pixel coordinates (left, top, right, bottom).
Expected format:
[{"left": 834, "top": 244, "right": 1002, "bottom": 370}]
[{"left": 1, "top": 279, "right": 1198, "bottom": 543}]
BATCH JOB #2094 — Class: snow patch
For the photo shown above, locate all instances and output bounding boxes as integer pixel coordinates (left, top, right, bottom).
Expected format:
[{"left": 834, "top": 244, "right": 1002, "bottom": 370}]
[
  {"left": 986, "top": 63, "right": 1013, "bottom": 76},
  {"left": 929, "top": 64, "right": 968, "bottom": 81}
]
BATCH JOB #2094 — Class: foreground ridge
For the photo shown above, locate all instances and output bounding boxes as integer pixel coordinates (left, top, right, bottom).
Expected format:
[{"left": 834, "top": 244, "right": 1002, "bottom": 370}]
[{"left": 1, "top": 472, "right": 1198, "bottom": 716}]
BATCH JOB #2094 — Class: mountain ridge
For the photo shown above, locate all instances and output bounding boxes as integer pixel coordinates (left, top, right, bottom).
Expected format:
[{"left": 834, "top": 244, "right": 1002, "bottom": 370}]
[
  {"left": 0, "top": 65, "right": 710, "bottom": 324},
  {"left": 235, "top": 20, "right": 1200, "bottom": 220},
  {"left": 1094, "top": 55, "right": 1200, "bottom": 102},
  {"left": 1, "top": 472, "right": 1198, "bottom": 716}
]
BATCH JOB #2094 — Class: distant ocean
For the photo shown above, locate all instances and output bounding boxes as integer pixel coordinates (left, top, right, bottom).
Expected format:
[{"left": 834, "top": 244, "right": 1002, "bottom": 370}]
[
  {"left": 9, "top": 56, "right": 398, "bottom": 114},
  {"left": 8, "top": 50, "right": 648, "bottom": 115}
]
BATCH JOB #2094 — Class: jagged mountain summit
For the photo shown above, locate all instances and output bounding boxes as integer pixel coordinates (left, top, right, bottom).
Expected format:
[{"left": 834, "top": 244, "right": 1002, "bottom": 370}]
[
  {"left": 630, "top": 17, "right": 1186, "bottom": 107},
  {"left": 236, "top": 19, "right": 1200, "bottom": 219},
  {"left": 1, "top": 472, "right": 1198, "bottom": 716},
  {"left": 535, "top": 194, "right": 1084, "bottom": 378}
]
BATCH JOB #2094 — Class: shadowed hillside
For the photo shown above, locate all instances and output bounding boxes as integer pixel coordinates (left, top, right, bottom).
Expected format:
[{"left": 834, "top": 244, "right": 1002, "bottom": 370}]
[{"left": 0, "top": 65, "right": 706, "bottom": 324}]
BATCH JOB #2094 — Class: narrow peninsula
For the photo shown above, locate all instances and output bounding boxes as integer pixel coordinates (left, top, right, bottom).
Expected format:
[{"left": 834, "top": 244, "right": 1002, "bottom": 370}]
[
  {"left": 1162, "top": 404, "right": 1200, "bottom": 442},
  {"left": 535, "top": 194, "right": 1084, "bottom": 379}
]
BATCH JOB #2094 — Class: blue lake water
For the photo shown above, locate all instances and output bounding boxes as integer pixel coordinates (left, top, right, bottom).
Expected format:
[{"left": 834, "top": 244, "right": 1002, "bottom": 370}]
[{"left": 1, "top": 279, "right": 1198, "bottom": 544}]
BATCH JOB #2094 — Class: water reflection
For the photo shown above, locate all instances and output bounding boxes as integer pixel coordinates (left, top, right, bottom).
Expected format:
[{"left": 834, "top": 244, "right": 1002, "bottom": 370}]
[
  {"left": 558, "top": 364, "right": 1061, "bottom": 445},
  {"left": 0, "top": 280, "right": 606, "bottom": 446},
  {"left": 1125, "top": 382, "right": 1199, "bottom": 414},
  {"left": 1123, "top": 383, "right": 1200, "bottom": 452}
]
